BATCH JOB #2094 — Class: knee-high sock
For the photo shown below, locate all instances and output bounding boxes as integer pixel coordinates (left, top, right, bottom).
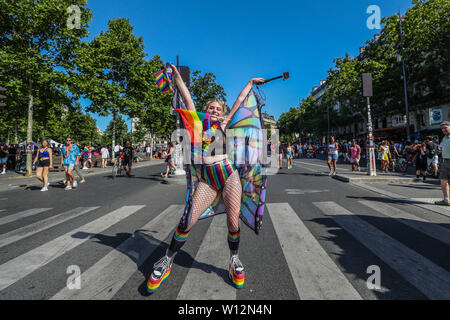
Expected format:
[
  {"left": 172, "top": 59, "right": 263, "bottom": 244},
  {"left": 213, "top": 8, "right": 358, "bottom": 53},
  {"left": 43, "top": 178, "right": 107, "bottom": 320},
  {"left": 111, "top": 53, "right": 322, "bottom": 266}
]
[
  {"left": 228, "top": 229, "right": 240, "bottom": 256},
  {"left": 168, "top": 226, "right": 189, "bottom": 255}
]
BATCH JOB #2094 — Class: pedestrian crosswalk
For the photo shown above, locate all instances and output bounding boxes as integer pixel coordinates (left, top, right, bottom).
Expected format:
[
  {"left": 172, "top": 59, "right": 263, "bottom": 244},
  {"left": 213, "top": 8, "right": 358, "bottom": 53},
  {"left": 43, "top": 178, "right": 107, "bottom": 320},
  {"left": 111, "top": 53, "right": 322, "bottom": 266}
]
[{"left": 0, "top": 199, "right": 448, "bottom": 300}]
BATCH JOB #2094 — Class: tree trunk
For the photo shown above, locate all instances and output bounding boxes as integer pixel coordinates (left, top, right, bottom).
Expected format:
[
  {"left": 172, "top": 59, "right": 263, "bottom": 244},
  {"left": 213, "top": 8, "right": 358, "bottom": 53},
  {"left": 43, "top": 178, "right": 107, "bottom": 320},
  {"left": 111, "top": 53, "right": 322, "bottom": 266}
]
[
  {"left": 14, "top": 120, "right": 18, "bottom": 144},
  {"left": 112, "top": 111, "right": 116, "bottom": 151},
  {"left": 25, "top": 81, "right": 34, "bottom": 176}
]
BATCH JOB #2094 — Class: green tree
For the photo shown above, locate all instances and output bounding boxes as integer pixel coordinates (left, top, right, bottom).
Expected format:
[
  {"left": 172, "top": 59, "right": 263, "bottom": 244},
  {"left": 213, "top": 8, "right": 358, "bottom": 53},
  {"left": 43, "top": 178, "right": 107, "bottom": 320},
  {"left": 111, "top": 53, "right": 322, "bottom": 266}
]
[
  {"left": 73, "top": 17, "right": 146, "bottom": 150},
  {"left": 0, "top": 0, "right": 92, "bottom": 175},
  {"left": 191, "top": 70, "right": 227, "bottom": 111},
  {"left": 103, "top": 115, "right": 129, "bottom": 147}
]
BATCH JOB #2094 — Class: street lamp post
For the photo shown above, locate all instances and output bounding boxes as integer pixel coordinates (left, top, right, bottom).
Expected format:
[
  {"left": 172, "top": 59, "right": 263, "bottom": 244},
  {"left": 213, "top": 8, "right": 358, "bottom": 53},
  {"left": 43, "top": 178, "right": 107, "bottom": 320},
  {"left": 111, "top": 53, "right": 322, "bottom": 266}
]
[
  {"left": 361, "top": 73, "right": 376, "bottom": 176},
  {"left": 398, "top": 11, "right": 411, "bottom": 142}
]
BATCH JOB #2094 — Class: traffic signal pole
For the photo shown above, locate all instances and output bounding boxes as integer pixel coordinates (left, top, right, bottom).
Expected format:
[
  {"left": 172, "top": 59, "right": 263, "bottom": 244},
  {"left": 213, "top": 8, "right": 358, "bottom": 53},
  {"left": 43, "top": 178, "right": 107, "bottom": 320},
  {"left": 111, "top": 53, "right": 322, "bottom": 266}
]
[{"left": 361, "top": 73, "right": 376, "bottom": 176}]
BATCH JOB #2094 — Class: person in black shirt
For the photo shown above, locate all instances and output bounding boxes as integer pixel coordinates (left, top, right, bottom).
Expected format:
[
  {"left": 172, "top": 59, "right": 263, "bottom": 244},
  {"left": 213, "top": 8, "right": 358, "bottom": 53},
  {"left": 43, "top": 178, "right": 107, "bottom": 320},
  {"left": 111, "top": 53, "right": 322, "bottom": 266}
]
[
  {"left": 121, "top": 140, "right": 134, "bottom": 177},
  {"left": 426, "top": 136, "right": 439, "bottom": 178},
  {"left": 414, "top": 142, "right": 428, "bottom": 182}
]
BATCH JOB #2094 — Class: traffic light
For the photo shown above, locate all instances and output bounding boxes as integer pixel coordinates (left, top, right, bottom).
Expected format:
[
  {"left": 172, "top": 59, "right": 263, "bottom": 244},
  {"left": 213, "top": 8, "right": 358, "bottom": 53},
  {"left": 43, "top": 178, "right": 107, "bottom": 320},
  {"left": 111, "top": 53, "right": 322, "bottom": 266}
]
[
  {"left": 0, "top": 87, "right": 6, "bottom": 107},
  {"left": 359, "top": 73, "right": 373, "bottom": 97}
]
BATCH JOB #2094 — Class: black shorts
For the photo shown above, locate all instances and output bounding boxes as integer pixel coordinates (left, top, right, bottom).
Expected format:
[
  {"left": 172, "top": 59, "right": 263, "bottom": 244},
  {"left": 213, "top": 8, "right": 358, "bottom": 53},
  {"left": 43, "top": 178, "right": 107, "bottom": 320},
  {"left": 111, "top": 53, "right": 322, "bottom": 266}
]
[
  {"left": 440, "top": 159, "right": 450, "bottom": 180},
  {"left": 39, "top": 159, "right": 50, "bottom": 167},
  {"left": 415, "top": 158, "right": 427, "bottom": 171},
  {"left": 122, "top": 157, "right": 132, "bottom": 167}
]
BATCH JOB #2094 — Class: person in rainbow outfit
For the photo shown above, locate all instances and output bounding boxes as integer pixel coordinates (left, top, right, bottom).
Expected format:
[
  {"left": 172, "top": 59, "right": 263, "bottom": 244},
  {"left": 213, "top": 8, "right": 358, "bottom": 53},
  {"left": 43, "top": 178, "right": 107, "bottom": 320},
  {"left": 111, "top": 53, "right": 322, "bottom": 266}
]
[{"left": 147, "top": 63, "right": 266, "bottom": 293}]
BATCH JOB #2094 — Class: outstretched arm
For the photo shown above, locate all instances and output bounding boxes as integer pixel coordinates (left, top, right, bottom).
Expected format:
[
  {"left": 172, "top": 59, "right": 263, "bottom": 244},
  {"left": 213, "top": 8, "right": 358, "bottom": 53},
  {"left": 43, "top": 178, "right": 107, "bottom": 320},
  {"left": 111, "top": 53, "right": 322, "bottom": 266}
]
[
  {"left": 170, "top": 64, "right": 195, "bottom": 112},
  {"left": 222, "top": 77, "right": 265, "bottom": 129}
]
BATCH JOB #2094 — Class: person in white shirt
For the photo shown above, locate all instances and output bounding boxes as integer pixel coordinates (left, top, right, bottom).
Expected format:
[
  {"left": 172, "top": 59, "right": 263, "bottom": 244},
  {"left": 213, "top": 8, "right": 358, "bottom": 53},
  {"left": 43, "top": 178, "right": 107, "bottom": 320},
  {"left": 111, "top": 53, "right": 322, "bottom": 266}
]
[
  {"left": 113, "top": 143, "right": 122, "bottom": 163},
  {"left": 100, "top": 146, "right": 110, "bottom": 168}
]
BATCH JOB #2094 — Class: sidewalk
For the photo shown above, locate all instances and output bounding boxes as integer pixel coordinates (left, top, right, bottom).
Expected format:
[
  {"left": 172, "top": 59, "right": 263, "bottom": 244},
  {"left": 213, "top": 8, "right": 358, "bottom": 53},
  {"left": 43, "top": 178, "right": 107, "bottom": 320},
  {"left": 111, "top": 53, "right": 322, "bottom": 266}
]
[
  {"left": 0, "top": 159, "right": 165, "bottom": 192},
  {"left": 333, "top": 171, "right": 418, "bottom": 184}
]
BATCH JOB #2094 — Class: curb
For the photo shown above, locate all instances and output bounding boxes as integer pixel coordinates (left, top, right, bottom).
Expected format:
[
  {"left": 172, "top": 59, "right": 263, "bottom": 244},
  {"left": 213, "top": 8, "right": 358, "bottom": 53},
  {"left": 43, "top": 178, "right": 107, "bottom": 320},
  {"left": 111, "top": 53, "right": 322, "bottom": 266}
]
[{"left": 333, "top": 174, "right": 416, "bottom": 184}]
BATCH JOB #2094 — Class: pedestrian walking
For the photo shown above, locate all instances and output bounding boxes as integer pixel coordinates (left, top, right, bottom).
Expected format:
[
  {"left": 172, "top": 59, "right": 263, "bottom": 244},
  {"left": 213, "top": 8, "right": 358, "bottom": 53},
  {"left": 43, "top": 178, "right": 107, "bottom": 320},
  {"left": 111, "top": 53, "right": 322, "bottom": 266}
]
[
  {"left": 378, "top": 140, "right": 390, "bottom": 173},
  {"left": 121, "top": 141, "right": 134, "bottom": 177},
  {"left": 436, "top": 122, "right": 450, "bottom": 205},
  {"left": 32, "top": 140, "right": 52, "bottom": 191},
  {"left": 327, "top": 136, "right": 339, "bottom": 176},
  {"left": 414, "top": 141, "right": 428, "bottom": 182},
  {"left": 286, "top": 142, "right": 293, "bottom": 169},
  {"left": 161, "top": 142, "right": 176, "bottom": 178},
  {"left": 278, "top": 140, "right": 283, "bottom": 169},
  {"left": 425, "top": 136, "right": 439, "bottom": 178},
  {"left": 61, "top": 137, "right": 80, "bottom": 190},
  {"left": 101, "top": 145, "right": 109, "bottom": 168},
  {"left": 389, "top": 140, "right": 400, "bottom": 172},
  {"left": 349, "top": 139, "right": 361, "bottom": 172},
  {"left": 0, "top": 143, "right": 9, "bottom": 175},
  {"left": 82, "top": 144, "right": 93, "bottom": 169}
]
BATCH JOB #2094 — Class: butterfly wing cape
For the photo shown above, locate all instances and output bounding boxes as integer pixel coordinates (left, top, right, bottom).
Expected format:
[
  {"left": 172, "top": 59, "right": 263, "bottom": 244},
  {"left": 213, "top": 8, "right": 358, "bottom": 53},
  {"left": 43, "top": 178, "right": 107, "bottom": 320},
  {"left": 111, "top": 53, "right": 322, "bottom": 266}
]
[{"left": 175, "top": 88, "right": 267, "bottom": 234}]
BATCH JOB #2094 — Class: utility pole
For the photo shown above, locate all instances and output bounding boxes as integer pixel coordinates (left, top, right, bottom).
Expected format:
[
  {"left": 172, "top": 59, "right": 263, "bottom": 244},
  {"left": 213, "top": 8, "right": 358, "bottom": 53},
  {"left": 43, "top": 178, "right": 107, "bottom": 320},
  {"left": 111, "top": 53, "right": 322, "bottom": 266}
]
[
  {"left": 398, "top": 10, "right": 411, "bottom": 141},
  {"left": 360, "top": 73, "right": 376, "bottom": 176}
]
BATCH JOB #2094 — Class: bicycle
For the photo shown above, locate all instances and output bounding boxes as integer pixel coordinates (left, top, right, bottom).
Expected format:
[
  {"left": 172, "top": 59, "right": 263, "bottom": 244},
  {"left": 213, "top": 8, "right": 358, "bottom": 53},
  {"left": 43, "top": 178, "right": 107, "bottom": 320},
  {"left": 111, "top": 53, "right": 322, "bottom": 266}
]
[
  {"left": 112, "top": 155, "right": 123, "bottom": 179},
  {"left": 388, "top": 157, "right": 408, "bottom": 173}
]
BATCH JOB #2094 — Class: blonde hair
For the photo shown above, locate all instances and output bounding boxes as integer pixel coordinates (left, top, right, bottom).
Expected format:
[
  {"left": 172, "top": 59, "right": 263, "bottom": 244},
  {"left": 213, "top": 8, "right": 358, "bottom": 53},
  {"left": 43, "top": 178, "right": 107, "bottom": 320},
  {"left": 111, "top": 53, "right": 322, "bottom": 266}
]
[{"left": 204, "top": 100, "right": 226, "bottom": 116}]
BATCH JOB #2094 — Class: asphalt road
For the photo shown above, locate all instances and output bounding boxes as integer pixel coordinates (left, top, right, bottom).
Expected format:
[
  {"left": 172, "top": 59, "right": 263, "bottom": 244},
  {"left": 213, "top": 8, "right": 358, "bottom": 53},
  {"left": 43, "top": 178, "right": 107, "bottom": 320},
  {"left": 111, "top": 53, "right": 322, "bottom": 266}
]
[{"left": 0, "top": 159, "right": 448, "bottom": 300}]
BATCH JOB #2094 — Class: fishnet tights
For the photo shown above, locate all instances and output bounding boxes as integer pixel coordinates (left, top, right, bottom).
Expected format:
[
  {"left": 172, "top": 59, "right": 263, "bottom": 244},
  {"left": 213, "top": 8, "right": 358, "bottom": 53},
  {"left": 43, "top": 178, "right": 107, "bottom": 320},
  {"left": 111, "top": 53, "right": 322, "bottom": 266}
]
[{"left": 184, "top": 170, "right": 242, "bottom": 233}]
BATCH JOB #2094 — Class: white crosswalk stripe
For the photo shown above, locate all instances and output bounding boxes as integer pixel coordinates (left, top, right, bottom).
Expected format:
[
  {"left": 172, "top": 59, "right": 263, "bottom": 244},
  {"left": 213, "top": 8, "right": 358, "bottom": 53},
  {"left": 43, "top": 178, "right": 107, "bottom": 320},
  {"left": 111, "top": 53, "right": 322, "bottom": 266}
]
[
  {"left": 267, "top": 203, "right": 362, "bottom": 300},
  {"left": 0, "top": 199, "right": 448, "bottom": 300},
  {"left": 359, "top": 200, "right": 450, "bottom": 246},
  {"left": 0, "top": 205, "right": 145, "bottom": 292},
  {"left": 177, "top": 214, "right": 235, "bottom": 300},
  {"left": 0, "top": 208, "right": 52, "bottom": 226},
  {"left": 51, "top": 205, "right": 184, "bottom": 300},
  {"left": 313, "top": 201, "right": 450, "bottom": 300},
  {"left": 0, "top": 207, "right": 99, "bottom": 249}
]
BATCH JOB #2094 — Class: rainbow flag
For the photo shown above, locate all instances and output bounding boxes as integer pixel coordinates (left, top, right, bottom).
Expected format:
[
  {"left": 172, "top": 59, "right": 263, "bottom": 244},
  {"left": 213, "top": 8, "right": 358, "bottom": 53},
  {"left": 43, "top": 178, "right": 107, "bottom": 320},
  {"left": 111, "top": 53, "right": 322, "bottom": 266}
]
[
  {"left": 174, "top": 109, "right": 210, "bottom": 145},
  {"left": 154, "top": 69, "right": 174, "bottom": 93}
]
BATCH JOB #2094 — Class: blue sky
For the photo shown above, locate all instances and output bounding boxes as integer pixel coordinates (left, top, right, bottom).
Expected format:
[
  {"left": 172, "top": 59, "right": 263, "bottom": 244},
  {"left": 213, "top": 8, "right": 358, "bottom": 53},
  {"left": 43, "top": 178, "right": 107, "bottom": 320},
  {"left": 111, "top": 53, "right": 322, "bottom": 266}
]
[{"left": 83, "top": 0, "right": 414, "bottom": 131}]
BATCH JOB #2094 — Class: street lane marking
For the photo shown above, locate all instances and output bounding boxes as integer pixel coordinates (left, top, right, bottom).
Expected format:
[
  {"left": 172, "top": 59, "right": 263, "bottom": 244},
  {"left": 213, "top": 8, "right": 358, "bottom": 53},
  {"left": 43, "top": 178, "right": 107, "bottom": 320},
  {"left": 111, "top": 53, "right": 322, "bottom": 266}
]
[
  {"left": 0, "top": 205, "right": 145, "bottom": 292},
  {"left": 295, "top": 161, "right": 351, "bottom": 171},
  {"left": 411, "top": 198, "right": 450, "bottom": 217},
  {"left": 0, "top": 207, "right": 99, "bottom": 249},
  {"left": 177, "top": 214, "right": 235, "bottom": 300},
  {"left": 284, "top": 189, "right": 329, "bottom": 195},
  {"left": 0, "top": 208, "right": 52, "bottom": 227},
  {"left": 359, "top": 200, "right": 450, "bottom": 246},
  {"left": 313, "top": 201, "right": 450, "bottom": 300},
  {"left": 51, "top": 205, "right": 184, "bottom": 300},
  {"left": 354, "top": 183, "right": 450, "bottom": 219},
  {"left": 267, "top": 203, "right": 362, "bottom": 300}
]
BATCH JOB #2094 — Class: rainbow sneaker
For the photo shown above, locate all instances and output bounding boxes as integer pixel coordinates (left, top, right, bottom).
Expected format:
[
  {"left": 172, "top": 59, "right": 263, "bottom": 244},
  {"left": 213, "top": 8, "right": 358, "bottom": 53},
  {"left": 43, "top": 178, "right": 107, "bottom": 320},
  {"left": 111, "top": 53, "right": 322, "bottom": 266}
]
[
  {"left": 228, "top": 255, "right": 245, "bottom": 289},
  {"left": 147, "top": 255, "right": 173, "bottom": 293}
]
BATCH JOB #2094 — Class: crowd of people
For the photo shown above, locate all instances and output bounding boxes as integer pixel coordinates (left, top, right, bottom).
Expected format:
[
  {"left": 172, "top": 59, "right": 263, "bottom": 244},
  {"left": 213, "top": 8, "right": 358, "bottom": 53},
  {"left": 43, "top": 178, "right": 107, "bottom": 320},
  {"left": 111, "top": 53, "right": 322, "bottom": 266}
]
[
  {"left": 0, "top": 139, "right": 168, "bottom": 192},
  {"left": 276, "top": 136, "right": 443, "bottom": 179}
]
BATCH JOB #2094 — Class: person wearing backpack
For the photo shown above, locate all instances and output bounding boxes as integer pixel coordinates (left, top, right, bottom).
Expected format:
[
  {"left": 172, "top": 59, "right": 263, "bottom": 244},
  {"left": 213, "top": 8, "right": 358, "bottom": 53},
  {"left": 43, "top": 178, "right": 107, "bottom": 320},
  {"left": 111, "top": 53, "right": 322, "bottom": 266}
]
[{"left": 426, "top": 136, "right": 439, "bottom": 178}]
